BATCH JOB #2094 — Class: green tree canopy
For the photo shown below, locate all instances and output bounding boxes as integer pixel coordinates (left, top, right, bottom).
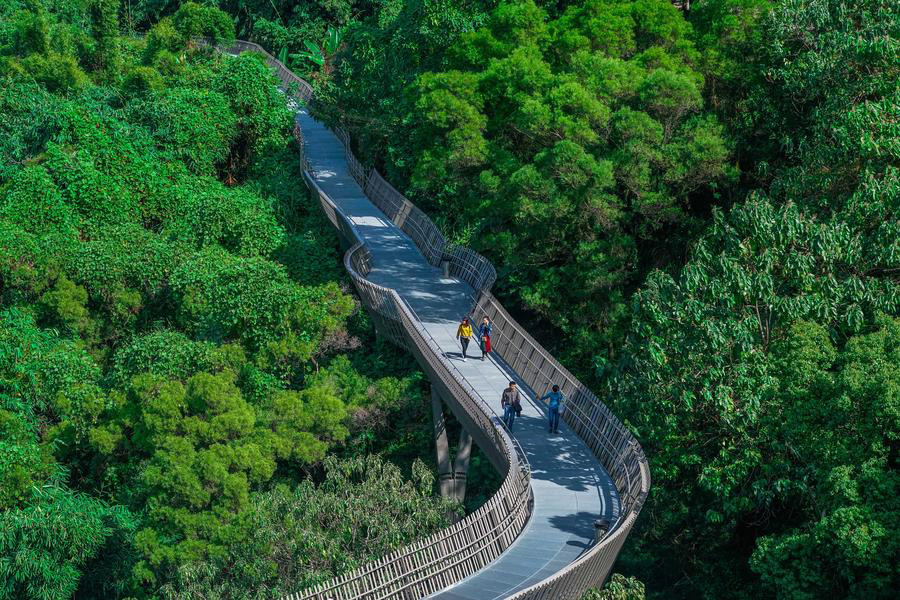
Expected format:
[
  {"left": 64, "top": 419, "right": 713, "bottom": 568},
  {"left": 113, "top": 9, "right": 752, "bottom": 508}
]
[
  {"left": 0, "top": 6, "right": 443, "bottom": 596},
  {"left": 158, "top": 455, "right": 458, "bottom": 598},
  {"left": 330, "top": 0, "right": 735, "bottom": 373}
]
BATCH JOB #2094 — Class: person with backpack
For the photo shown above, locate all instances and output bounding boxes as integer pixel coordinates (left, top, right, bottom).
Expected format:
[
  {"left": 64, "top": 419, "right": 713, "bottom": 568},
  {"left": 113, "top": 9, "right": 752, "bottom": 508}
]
[
  {"left": 477, "top": 316, "right": 493, "bottom": 361},
  {"left": 501, "top": 381, "right": 522, "bottom": 432},
  {"left": 455, "top": 316, "right": 473, "bottom": 361},
  {"left": 540, "top": 384, "right": 565, "bottom": 434}
]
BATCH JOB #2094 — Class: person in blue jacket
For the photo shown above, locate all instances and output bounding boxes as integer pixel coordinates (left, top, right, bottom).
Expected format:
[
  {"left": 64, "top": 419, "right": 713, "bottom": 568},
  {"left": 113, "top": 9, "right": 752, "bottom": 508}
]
[
  {"left": 477, "top": 316, "right": 493, "bottom": 361},
  {"left": 541, "top": 384, "right": 565, "bottom": 434}
]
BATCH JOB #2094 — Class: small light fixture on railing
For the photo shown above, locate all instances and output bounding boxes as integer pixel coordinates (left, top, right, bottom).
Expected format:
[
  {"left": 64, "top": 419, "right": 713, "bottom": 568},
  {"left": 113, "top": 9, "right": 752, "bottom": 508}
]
[{"left": 594, "top": 518, "right": 610, "bottom": 543}]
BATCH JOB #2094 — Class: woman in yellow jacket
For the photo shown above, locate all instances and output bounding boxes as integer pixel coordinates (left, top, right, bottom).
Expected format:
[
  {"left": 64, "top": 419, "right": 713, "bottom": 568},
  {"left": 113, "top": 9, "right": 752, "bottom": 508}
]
[{"left": 456, "top": 317, "right": 474, "bottom": 361}]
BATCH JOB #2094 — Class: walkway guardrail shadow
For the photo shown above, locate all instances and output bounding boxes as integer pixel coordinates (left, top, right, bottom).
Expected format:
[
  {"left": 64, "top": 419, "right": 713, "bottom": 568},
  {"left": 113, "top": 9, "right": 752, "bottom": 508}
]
[
  {"left": 208, "top": 38, "right": 649, "bottom": 600},
  {"left": 300, "top": 173, "right": 532, "bottom": 598}
]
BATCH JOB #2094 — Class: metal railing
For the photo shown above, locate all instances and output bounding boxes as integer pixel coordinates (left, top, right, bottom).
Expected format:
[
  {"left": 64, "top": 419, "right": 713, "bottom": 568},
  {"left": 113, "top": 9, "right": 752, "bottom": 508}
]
[
  {"left": 215, "top": 39, "right": 649, "bottom": 600},
  {"left": 297, "top": 175, "right": 532, "bottom": 599},
  {"left": 337, "top": 138, "right": 496, "bottom": 293},
  {"left": 472, "top": 293, "right": 650, "bottom": 599}
]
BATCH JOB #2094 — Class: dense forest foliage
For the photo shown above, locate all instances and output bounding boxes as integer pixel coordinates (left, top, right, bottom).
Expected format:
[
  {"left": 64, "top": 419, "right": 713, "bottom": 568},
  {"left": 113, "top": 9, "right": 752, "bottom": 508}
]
[
  {"left": 1, "top": 1, "right": 897, "bottom": 600},
  {"left": 257, "top": 0, "right": 898, "bottom": 599},
  {"left": 0, "top": 2, "right": 474, "bottom": 598}
]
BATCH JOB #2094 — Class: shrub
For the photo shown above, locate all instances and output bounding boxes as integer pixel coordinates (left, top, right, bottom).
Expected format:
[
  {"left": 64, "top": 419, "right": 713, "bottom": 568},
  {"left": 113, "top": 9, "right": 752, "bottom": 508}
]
[
  {"left": 169, "top": 247, "right": 353, "bottom": 359},
  {"left": 122, "top": 65, "right": 165, "bottom": 94},
  {"left": 0, "top": 79, "right": 60, "bottom": 182},
  {"left": 214, "top": 53, "right": 292, "bottom": 167},
  {"left": 128, "top": 87, "right": 237, "bottom": 175},
  {"left": 43, "top": 142, "right": 138, "bottom": 226},
  {"left": 63, "top": 224, "right": 178, "bottom": 297},
  {"left": 0, "top": 485, "right": 131, "bottom": 600},
  {"left": 8, "top": 1, "right": 50, "bottom": 56},
  {"left": 89, "top": 0, "right": 120, "bottom": 75},
  {"left": 0, "top": 164, "right": 77, "bottom": 237},
  {"left": 109, "top": 330, "right": 238, "bottom": 386},
  {"left": 142, "top": 17, "right": 183, "bottom": 66},
  {"left": 158, "top": 456, "right": 458, "bottom": 597},
  {"left": 19, "top": 52, "right": 90, "bottom": 92},
  {"left": 0, "top": 410, "right": 52, "bottom": 510},
  {"left": 172, "top": 2, "right": 236, "bottom": 45},
  {"left": 160, "top": 177, "right": 284, "bottom": 256}
]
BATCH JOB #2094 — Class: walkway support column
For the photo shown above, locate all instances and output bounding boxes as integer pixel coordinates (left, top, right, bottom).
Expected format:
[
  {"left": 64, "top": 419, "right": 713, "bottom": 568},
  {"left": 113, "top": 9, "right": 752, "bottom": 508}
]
[
  {"left": 452, "top": 429, "right": 472, "bottom": 503},
  {"left": 431, "top": 386, "right": 473, "bottom": 503},
  {"left": 431, "top": 387, "right": 455, "bottom": 499}
]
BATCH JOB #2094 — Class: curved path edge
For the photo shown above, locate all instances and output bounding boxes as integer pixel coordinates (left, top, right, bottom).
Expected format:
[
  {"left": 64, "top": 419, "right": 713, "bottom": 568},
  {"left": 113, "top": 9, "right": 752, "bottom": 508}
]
[{"left": 212, "top": 39, "right": 650, "bottom": 600}]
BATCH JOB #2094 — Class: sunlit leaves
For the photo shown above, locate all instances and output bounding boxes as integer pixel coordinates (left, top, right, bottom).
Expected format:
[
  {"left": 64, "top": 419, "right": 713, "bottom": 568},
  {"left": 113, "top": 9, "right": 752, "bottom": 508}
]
[
  {"left": 395, "top": 0, "right": 732, "bottom": 374},
  {"left": 127, "top": 87, "right": 237, "bottom": 175},
  {"left": 582, "top": 573, "right": 646, "bottom": 600},
  {"left": 158, "top": 456, "right": 458, "bottom": 598},
  {"left": 90, "top": 368, "right": 352, "bottom": 583},
  {"left": 0, "top": 485, "right": 133, "bottom": 600}
]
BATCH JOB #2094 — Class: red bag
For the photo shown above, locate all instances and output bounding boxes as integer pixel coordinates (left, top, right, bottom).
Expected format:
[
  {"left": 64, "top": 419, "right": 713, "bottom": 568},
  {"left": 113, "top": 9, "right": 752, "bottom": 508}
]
[{"left": 482, "top": 335, "right": 492, "bottom": 353}]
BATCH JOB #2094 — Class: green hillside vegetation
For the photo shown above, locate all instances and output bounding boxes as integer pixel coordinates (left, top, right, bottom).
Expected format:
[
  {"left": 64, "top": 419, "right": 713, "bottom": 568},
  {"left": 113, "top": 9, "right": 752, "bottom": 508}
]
[
  {"left": 0, "top": 2, "right": 463, "bottom": 598},
  {"left": 302, "top": 0, "right": 899, "bottom": 599},
  {"left": 1, "top": 1, "right": 897, "bottom": 600}
]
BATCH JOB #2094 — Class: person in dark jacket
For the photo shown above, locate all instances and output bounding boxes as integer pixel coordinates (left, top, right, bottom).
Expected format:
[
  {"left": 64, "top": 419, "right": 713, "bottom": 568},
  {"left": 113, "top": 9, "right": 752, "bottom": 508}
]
[
  {"left": 540, "top": 384, "right": 565, "bottom": 434},
  {"left": 501, "top": 381, "right": 521, "bottom": 431},
  {"left": 477, "top": 316, "right": 493, "bottom": 361}
]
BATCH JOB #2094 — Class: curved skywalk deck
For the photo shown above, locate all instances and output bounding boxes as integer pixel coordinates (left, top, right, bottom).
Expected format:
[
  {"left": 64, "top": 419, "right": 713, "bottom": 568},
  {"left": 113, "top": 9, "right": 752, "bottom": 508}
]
[{"left": 297, "top": 107, "right": 620, "bottom": 599}]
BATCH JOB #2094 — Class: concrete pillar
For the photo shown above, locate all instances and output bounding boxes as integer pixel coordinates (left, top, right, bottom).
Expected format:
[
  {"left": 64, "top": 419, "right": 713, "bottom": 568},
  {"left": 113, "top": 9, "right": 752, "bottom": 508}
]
[
  {"left": 452, "top": 429, "right": 473, "bottom": 503},
  {"left": 432, "top": 386, "right": 475, "bottom": 504},
  {"left": 431, "top": 387, "right": 455, "bottom": 499}
]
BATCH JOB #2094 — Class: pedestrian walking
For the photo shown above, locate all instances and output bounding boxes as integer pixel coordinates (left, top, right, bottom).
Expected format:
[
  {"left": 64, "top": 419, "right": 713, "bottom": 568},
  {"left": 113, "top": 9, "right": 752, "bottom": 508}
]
[
  {"left": 477, "top": 316, "right": 493, "bottom": 361},
  {"left": 541, "top": 384, "right": 565, "bottom": 434},
  {"left": 501, "top": 381, "right": 522, "bottom": 432},
  {"left": 456, "top": 317, "right": 473, "bottom": 361}
]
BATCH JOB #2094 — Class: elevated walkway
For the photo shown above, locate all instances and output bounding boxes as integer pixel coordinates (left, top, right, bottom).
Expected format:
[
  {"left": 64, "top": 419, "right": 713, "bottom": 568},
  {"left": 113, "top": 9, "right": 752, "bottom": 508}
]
[
  {"left": 297, "top": 109, "right": 619, "bottom": 599},
  {"left": 211, "top": 38, "right": 649, "bottom": 600}
]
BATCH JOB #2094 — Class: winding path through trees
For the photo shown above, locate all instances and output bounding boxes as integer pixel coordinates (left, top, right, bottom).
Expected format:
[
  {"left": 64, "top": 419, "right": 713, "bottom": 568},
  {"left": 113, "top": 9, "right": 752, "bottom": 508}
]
[
  {"left": 298, "top": 107, "right": 619, "bottom": 600},
  {"left": 216, "top": 39, "right": 650, "bottom": 600}
]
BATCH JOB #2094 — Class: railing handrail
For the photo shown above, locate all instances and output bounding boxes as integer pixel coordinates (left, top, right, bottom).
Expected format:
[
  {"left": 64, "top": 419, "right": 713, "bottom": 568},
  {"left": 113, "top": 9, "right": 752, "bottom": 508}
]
[
  {"left": 297, "top": 176, "right": 532, "bottom": 599},
  {"left": 209, "top": 38, "right": 649, "bottom": 600},
  {"left": 306, "top": 174, "right": 530, "bottom": 473}
]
